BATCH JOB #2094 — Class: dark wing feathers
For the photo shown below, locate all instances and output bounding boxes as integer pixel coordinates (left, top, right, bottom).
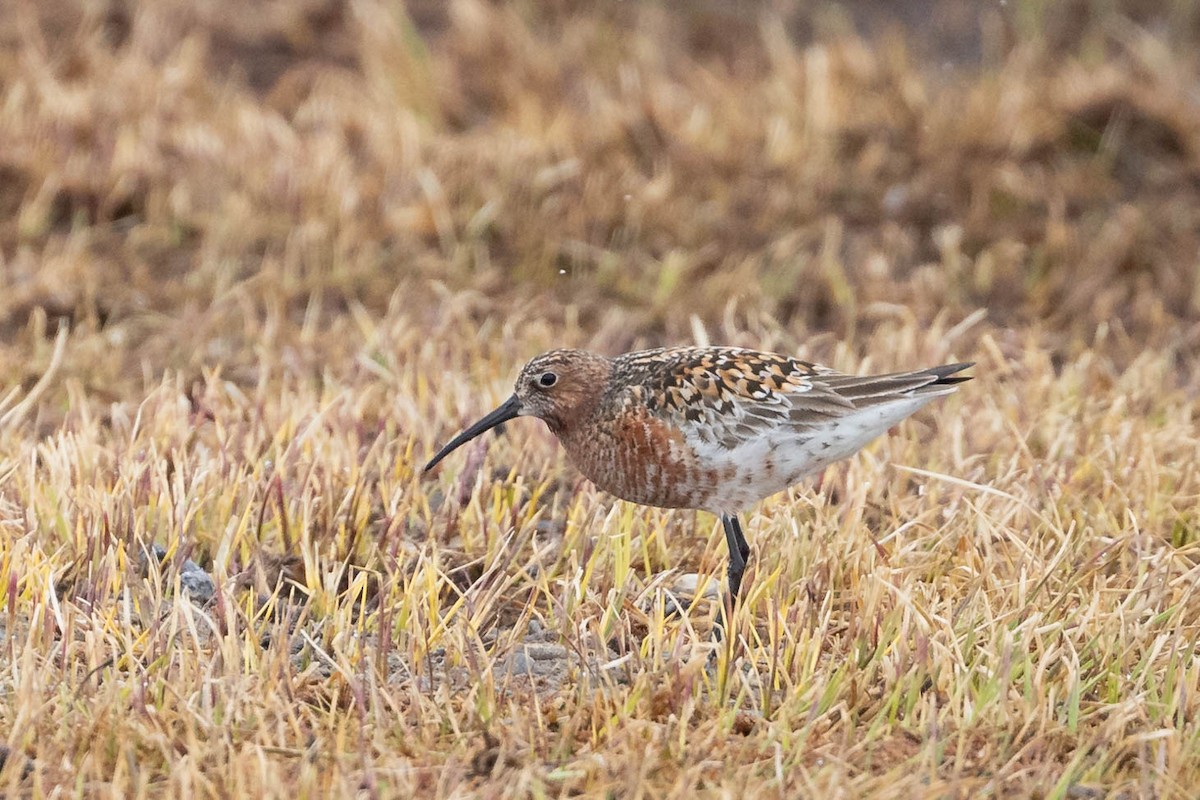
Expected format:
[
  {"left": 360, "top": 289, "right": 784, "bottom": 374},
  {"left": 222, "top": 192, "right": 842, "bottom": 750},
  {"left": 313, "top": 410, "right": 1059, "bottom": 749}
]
[
  {"left": 612, "top": 347, "right": 971, "bottom": 447},
  {"left": 817, "top": 362, "right": 973, "bottom": 406}
]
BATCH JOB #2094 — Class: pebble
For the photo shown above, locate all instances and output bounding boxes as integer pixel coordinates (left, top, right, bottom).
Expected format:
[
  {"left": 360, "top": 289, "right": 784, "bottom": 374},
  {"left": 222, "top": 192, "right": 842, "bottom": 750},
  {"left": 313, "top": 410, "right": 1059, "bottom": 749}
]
[
  {"left": 140, "top": 544, "right": 216, "bottom": 604},
  {"left": 506, "top": 642, "right": 567, "bottom": 677}
]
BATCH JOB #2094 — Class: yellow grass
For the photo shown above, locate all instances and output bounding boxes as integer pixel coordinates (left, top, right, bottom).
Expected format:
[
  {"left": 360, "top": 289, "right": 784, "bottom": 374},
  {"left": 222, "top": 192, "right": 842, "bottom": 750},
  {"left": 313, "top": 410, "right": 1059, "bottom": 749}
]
[{"left": 1, "top": 1, "right": 1199, "bottom": 797}]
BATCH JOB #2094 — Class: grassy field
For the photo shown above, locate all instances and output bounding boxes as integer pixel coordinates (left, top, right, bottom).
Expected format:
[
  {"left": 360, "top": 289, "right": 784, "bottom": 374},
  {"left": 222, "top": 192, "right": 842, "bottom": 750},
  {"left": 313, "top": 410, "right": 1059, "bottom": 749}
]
[{"left": 2, "top": 0, "right": 1200, "bottom": 796}]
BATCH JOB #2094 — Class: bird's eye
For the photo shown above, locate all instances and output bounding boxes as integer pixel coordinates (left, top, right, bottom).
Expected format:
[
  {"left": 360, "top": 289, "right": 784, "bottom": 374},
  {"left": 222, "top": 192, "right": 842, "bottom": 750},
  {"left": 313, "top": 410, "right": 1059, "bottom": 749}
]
[{"left": 538, "top": 371, "right": 558, "bottom": 388}]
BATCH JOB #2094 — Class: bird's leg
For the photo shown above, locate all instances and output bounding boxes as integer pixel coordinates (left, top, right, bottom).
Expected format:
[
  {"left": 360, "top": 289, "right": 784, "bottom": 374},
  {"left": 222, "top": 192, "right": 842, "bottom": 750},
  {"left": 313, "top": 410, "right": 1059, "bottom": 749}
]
[
  {"left": 724, "top": 514, "right": 750, "bottom": 601},
  {"left": 715, "top": 514, "right": 750, "bottom": 640},
  {"left": 733, "top": 515, "right": 751, "bottom": 567}
]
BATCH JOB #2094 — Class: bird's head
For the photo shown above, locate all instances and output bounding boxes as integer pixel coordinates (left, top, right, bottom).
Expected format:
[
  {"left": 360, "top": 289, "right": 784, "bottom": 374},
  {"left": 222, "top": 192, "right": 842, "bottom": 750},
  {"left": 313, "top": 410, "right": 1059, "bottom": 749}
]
[{"left": 423, "top": 349, "right": 611, "bottom": 472}]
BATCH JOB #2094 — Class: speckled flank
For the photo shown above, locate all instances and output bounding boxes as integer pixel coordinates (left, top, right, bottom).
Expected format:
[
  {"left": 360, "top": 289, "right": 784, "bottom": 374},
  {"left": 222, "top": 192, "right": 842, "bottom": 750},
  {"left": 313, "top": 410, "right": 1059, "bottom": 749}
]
[{"left": 559, "top": 402, "right": 708, "bottom": 509}]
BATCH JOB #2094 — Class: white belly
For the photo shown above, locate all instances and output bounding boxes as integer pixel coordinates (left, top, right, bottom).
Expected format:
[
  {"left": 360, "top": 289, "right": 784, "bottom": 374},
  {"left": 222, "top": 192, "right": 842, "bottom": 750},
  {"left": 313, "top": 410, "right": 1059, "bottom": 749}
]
[{"left": 693, "top": 396, "right": 936, "bottom": 514}]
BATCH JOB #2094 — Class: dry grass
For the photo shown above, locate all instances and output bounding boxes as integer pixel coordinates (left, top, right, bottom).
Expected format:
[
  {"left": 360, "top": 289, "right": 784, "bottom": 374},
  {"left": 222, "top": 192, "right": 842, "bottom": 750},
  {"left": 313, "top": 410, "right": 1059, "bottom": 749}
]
[{"left": 1, "top": 0, "right": 1200, "bottom": 797}]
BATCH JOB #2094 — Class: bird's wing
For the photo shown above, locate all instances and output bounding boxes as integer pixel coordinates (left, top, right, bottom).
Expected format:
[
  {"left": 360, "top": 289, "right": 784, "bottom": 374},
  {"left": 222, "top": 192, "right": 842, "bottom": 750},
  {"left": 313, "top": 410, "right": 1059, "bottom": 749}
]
[
  {"left": 614, "top": 347, "right": 971, "bottom": 451},
  {"left": 613, "top": 347, "right": 851, "bottom": 450}
]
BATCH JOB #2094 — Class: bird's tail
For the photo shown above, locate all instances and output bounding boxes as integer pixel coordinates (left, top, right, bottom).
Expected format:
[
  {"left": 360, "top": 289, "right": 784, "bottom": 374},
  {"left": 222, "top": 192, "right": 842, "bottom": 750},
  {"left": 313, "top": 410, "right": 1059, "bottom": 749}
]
[{"left": 820, "top": 362, "right": 974, "bottom": 406}]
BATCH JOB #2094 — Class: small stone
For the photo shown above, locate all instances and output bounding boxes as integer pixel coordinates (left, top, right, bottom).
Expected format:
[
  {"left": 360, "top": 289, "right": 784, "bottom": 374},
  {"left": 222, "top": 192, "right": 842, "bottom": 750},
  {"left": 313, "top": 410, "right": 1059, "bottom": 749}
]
[
  {"left": 534, "top": 519, "right": 566, "bottom": 537},
  {"left": 507, "top": 642, "right": 567, "bottom": 676},
  {"left": 670, "top": 573, "right": 719, "bottom": 600},
  {"left": 179, "top": 567, "right": 215, "bottom": 604},
  {"left": 139, "top": 543, "right": 216, "bottom": 604},
  {"left": 521, "top": 642, "right": 566, "bottom": 660},
  {"left": 507, "top": 651, "right": 533, "bottom": 675}
]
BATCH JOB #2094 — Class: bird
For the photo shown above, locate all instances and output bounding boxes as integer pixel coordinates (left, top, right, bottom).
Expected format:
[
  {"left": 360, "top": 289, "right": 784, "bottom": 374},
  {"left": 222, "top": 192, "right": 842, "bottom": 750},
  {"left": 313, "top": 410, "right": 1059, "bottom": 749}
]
[{"left": 424, "top": 346, "right": 971, "bottom": 632}]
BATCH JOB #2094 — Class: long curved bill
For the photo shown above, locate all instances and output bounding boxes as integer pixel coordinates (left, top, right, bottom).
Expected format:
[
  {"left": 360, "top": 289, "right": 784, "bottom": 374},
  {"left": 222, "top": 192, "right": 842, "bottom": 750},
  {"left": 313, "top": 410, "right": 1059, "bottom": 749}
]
[{"left": 424, "top": 394, "right": 522, "bottom": 472}]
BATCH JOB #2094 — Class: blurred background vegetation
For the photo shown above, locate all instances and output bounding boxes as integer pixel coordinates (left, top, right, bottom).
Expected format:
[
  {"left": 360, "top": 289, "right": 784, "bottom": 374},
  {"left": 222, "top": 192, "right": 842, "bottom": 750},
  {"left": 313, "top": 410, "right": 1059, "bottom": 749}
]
[{"left": 1, "top": 0, "right": 1198, "bottom": 417}]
